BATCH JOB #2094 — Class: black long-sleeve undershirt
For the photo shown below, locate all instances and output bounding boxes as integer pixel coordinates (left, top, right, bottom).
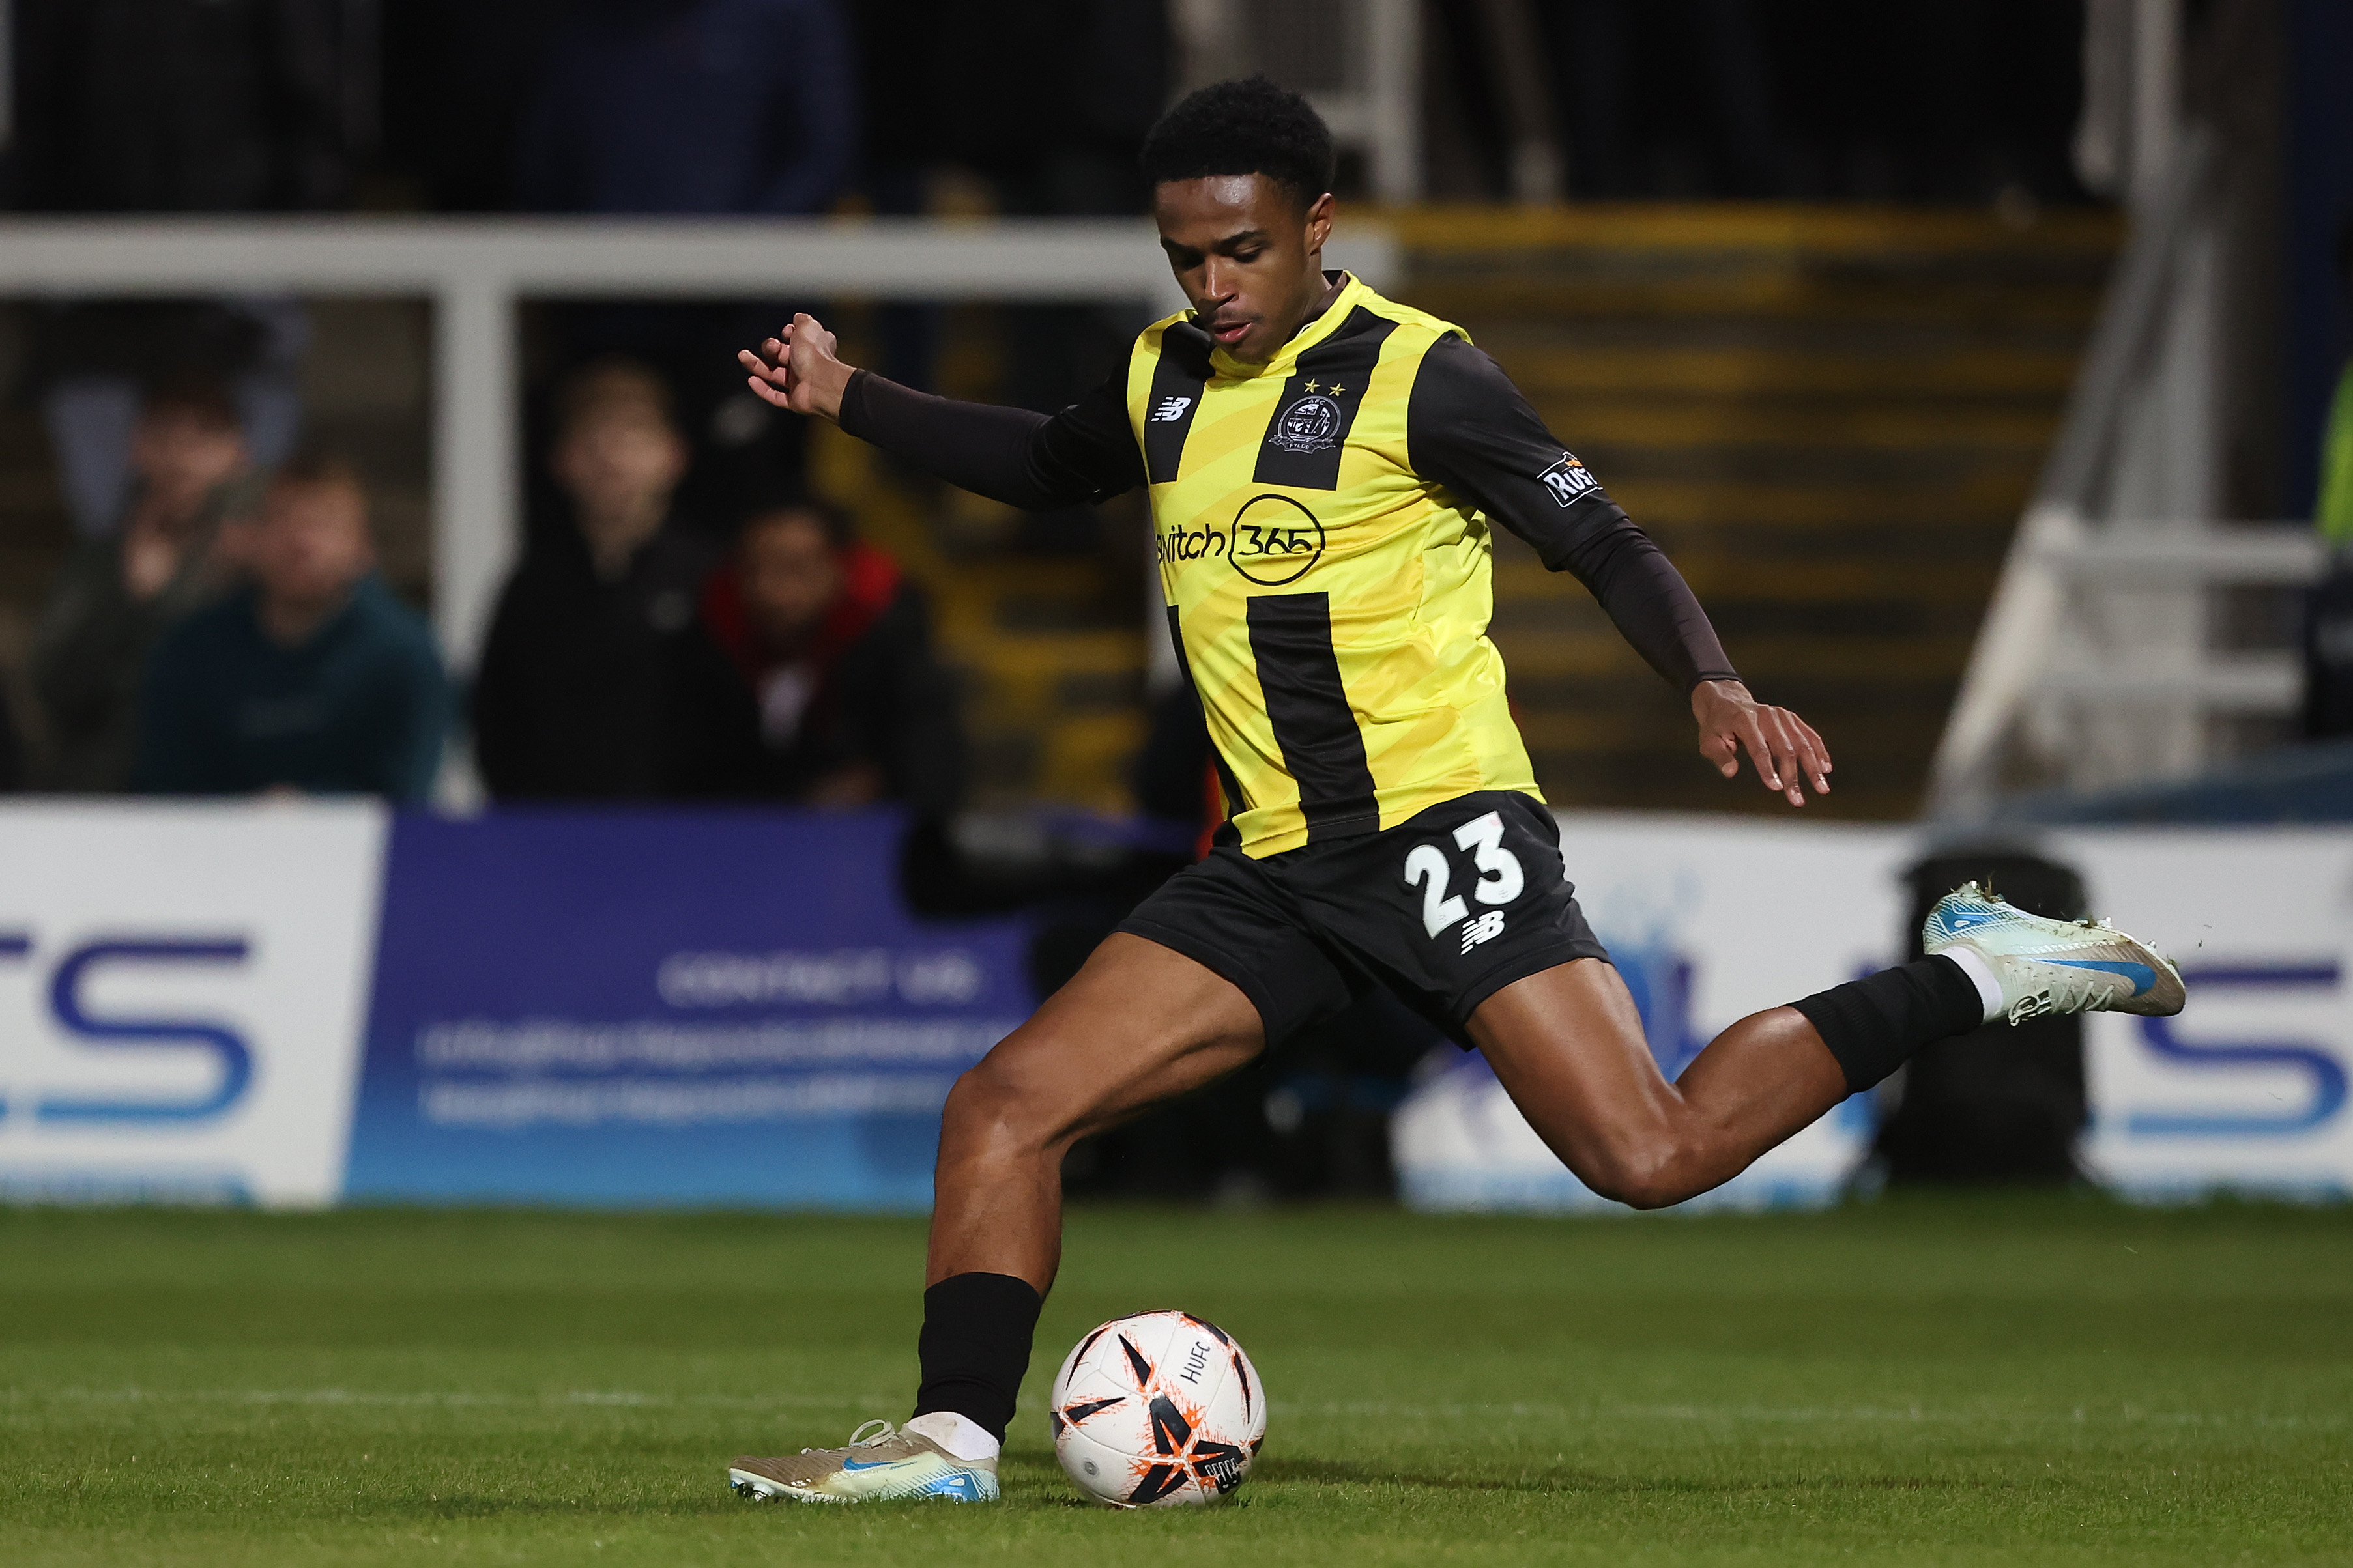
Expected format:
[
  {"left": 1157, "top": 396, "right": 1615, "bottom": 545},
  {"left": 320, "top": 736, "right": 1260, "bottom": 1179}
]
[
  {"left": 1405, "top": 334, "right": 1739, "bottom": 693},
  {"left": 835, "top": 337, "right": 1739, "bottom": 695},
  {"left": 839, "top": 368, "right": 1140, "bottom": 510}
]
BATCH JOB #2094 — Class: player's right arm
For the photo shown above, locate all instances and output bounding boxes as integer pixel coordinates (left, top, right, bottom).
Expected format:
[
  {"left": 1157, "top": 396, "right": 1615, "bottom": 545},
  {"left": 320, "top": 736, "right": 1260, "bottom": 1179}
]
[{"left": 740, "top": 313, "right": 1142, "bottom": 509}]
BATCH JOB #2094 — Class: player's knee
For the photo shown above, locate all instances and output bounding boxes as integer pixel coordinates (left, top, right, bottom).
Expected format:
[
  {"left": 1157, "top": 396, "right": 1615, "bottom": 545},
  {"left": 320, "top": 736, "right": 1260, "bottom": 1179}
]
[
  {"left": 941, "top": 1053, "right": 1059, "bottom": 1155},
  {"left": 1584, "top": 1137, "right": 1702, "bottom": 1211},
  {"left": 941, "top": 1059, "right": 1021, "bottom": 1139}
]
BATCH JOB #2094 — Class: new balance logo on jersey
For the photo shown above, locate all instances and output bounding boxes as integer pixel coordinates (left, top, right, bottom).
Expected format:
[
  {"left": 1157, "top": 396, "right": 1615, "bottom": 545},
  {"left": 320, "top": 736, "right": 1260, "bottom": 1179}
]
[
  {"left": 1461, "top": 909, "right": 1506, "bottom": 953},
  {"left": 1538, "top": 453, "right": 1598, "bottom": 507},
  {"left": 1152, "top": 395, "right": 1193, "bottom": 423}
]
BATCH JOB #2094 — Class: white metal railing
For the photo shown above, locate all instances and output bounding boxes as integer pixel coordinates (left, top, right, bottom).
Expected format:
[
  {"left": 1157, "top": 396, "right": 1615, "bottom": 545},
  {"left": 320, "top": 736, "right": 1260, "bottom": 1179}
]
[
  {"left": 1925, "top": 115, "right": 2320, "bottom": 814},
  {"left": 0, "top": 216, "right": 1402, "bottom": 674},
  {"left": 2024, "top": 522, "right": 2322, "bottom": 718}
]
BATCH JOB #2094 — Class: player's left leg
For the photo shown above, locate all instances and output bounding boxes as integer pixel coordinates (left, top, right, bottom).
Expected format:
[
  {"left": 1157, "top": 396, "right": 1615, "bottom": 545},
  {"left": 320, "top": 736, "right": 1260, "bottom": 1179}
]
[
  {"left": 1469, "top": 957, "right": 1856, "bottom": 1208},
  {"left": 1472, "top": 887, "right": 2184, "bottom": 1209}
]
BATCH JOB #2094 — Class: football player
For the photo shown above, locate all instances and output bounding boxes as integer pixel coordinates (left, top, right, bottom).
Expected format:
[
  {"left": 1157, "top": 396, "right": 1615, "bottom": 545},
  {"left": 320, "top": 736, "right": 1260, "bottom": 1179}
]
[{"left": 725, "top": 79, "right": 2183, "bottom": 1504}]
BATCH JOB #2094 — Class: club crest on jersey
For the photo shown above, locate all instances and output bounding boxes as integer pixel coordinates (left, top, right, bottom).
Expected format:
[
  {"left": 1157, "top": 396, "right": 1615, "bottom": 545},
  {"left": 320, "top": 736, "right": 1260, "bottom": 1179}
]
[
  {"left": 1267, "top": 393, "right": 1342, "bottom": 454},
  {"left": 1538, "top": 452, "right": 1598, "bottom": 507}
]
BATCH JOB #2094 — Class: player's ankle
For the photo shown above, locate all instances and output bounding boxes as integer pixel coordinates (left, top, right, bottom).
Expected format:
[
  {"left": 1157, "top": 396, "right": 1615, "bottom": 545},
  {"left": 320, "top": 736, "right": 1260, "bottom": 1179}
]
[
  {"left": 1789, "top": 958, "right": 1987, "bottom": 1091},
  {"left": 904, "top": 1410, "right": 1002, "bottom": 1463},
  {"left": 912, "top": 1271, "right": 1042, "bottom": 1455},
  {"left": 1937, "top": 945, "right": 2006, "bottom": 1025}
]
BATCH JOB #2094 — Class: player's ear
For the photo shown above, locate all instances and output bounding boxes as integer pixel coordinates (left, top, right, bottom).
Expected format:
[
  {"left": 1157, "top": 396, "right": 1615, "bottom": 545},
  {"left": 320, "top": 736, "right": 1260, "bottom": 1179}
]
[{"left": 1303, "top": 191, "right": 1336, "bottom": 254}]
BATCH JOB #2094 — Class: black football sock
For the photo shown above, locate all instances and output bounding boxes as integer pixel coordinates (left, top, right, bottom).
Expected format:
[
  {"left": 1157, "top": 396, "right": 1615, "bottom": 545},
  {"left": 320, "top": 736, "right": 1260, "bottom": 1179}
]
[
  {"left": 1789, "top": 956, "right": 1986, "bottom": 1094},
  {"left": 910, "top": 1271, "right": 1043, "bottom": 1444}
]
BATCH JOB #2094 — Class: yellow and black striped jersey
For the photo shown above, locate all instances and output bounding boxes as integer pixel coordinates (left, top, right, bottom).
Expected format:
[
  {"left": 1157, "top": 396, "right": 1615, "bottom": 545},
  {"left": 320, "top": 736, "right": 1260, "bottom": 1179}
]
[{"left": 840, "top": 272, "right": 1737, "bottom": 858}]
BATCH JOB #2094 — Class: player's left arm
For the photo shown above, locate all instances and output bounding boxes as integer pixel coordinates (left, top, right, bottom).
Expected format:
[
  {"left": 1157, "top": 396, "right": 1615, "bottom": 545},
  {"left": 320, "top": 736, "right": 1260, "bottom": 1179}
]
[{"left": 1406, "top": 334, "right": 1830, "bottom": 806}]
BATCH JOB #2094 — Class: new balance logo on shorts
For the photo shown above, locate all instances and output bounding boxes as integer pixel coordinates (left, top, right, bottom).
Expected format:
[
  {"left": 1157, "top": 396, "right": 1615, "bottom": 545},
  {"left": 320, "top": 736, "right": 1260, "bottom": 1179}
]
[
  {"left": 1462, "top": 909, "right": 1506, "bottom": 953},
  {"left": 1152, "top": 395, "right": 1193, "bottom": 423}
]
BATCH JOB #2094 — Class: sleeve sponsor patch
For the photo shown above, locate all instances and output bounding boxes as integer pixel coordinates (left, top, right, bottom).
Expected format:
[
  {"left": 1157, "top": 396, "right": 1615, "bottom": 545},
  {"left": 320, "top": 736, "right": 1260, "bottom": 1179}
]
[{"left": 1538, "top": 452, "right": 1598, "bottom": 507}]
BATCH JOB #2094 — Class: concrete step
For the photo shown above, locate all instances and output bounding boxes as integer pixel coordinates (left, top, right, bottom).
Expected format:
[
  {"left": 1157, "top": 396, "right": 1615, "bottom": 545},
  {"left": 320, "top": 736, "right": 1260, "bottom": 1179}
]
[
  {"left": 1502, "top": 344, "right": 2081, "bottom": 399},
  {"left": 1407, "top": 205, "right": 2112, "bottom": 820}
]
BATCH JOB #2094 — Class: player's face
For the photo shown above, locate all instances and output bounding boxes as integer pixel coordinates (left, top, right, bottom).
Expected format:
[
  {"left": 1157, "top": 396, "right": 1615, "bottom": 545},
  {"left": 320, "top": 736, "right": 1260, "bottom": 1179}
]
[{"left": 1153, "top": 175, "right": 1336, "bottom": 364}]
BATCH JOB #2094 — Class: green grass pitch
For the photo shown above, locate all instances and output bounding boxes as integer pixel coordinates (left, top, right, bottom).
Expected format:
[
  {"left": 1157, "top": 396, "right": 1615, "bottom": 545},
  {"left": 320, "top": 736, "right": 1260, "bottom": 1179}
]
[{"left": 2, "top": 1195, "right": 2348, "bottom": 1565}]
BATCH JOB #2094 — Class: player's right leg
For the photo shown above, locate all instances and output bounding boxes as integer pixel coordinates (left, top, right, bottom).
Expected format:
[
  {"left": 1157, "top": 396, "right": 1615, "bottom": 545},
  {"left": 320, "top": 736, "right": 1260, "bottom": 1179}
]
[{"left": 728, "top": 931, "right": 1271, "bottom": 1504}]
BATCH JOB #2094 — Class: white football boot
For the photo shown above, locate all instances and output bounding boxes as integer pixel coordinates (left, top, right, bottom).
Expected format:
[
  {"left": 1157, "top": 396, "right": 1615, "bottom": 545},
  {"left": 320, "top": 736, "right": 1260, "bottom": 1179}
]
[
  {"left": 1923, "top": 881, "right": 2185, "bottom": 1025},
  {"left": 728, "top": 1419, "right": 999, "bottom": 1504}
]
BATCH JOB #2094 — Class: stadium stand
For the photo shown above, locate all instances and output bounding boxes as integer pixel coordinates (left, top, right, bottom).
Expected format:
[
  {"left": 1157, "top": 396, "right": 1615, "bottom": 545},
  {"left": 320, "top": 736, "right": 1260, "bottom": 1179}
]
[{"left": 1415, "top": 203, "right": 2118, "bottom": 820}]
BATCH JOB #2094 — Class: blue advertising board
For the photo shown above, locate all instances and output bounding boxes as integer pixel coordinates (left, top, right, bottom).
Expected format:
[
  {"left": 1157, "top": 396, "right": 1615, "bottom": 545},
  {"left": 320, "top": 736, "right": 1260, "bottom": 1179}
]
[{"left": 343, "top": 809, "right": 1032, "bottom": 1208}]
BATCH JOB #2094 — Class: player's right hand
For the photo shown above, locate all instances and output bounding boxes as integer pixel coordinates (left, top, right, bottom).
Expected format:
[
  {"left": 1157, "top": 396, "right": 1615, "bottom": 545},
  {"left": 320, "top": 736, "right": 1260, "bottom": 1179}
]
[
  {"left": 738, "top": 312, "right": 854, "bottom": 421},
  {"left": 1692, "top": 678, "right": 1831, "bottom": 808}
]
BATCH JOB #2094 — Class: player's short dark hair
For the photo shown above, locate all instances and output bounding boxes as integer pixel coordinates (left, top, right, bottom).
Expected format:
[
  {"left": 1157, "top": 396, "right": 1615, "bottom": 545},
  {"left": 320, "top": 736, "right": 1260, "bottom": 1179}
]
[{"left": 1140, "top": 77, "right": 1336, "bottom": 210}]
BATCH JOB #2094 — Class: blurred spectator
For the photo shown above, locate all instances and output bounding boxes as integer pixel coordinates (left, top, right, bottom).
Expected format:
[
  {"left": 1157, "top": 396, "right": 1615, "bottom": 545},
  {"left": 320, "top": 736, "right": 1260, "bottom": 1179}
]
[
  {"left": 686, "top": 498, "right": 964, "bottom": 814},
  {"left": 14, "top": 1, "right": 363, "bottom": 543},
  {"left": 134, "top": 449, "right": 447, "bottom": 801},
  {"left": 514, "top": 0, "right": 855, "bottom": 535},
  {"left": 31, "top": 299, "right": 309, "bottom": 543},
  {"left": 30, "top": 377, "right": 261, "bottom": 791},
  {"left": 8, "top": 0, "right": 349, "bottom": 212},
  {"left": 515, "top": 0, "right": 854, "bottom": 217},
  {"left": 856, "top": 0, "right": 1163, "bottom": 520},
  {"left": 472, "top": 360, "right": 721, "bottom": 800}
]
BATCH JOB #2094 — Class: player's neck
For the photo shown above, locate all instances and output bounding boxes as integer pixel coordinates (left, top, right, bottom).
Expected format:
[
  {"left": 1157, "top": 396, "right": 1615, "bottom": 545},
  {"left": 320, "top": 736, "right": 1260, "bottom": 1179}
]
[{"left": 1260, "top": 268, "right": 1346, "bottom": 360}]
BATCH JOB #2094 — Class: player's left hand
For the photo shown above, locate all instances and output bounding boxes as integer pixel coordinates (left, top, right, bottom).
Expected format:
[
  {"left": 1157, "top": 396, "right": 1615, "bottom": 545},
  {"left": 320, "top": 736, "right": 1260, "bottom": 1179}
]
[{"left": 1692, "top": 679, "right": 1831, "bottom": 808}]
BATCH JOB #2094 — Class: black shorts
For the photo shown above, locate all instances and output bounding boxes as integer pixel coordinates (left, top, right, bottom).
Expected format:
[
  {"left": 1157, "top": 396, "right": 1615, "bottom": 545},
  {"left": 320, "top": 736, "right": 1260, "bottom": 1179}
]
[{"left": 1118, "top": 790, "right": 1610, "bottom": 1050}]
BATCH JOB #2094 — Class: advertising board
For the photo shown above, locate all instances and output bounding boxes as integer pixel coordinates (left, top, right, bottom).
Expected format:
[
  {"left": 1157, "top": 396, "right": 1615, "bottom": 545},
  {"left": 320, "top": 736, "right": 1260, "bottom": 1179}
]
[
  {"left": 2070, "top": 831, "right": 2353, "bottom": 1199},
  {"left": 1, "top": 801, "right": 2341, "bottom": 1212},
  {"left": 0, "top": 801, "right": 384, "bottom": 1205},
  {"left": 342, "top": 809, "right": 1031, "bottom": 1208}
]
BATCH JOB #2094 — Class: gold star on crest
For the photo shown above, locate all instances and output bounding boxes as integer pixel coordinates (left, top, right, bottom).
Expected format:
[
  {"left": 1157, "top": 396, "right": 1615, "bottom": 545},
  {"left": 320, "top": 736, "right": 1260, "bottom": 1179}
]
[
  {"left": 1327, "top": 382, "right": 1348, "bottom": 396},
  {"left": 1301, "top": 379, "right": 1320, "bottom": 393}
]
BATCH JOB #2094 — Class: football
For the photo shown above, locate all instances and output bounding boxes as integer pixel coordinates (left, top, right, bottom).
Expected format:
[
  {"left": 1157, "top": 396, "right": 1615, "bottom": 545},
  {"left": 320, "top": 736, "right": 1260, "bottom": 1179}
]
[{"left": 1048, "top": 1309, "right": 1267, "bottom": 1507}]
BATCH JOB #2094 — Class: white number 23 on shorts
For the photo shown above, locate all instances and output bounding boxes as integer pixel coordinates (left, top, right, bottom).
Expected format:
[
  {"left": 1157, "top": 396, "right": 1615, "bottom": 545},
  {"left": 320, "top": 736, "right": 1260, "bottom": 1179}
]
[{"left": 1400, "top": 810, "right": 1526, "bottom": 941}]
